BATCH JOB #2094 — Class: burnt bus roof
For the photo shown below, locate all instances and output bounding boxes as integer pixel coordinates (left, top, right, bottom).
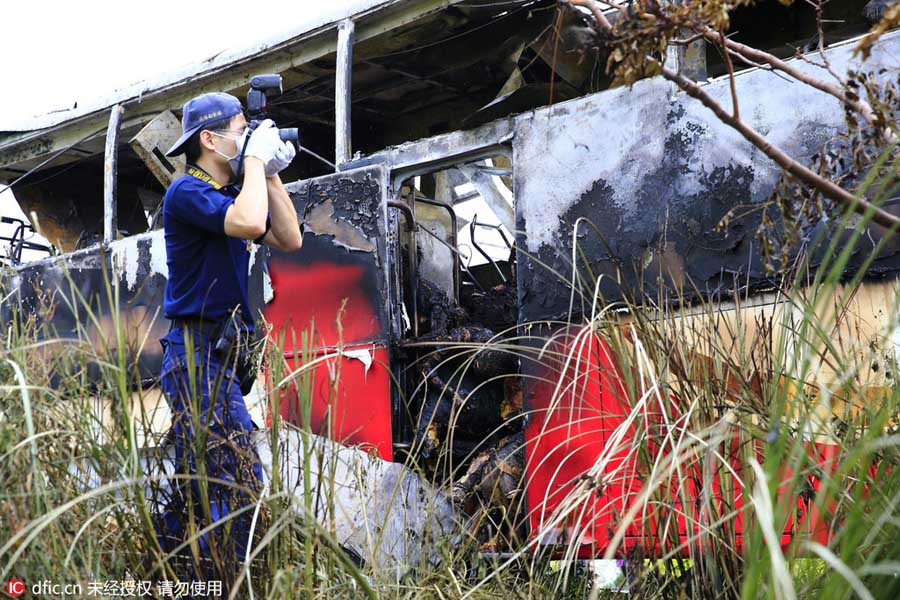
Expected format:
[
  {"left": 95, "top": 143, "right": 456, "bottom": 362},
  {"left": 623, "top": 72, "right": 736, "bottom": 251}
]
[
  {"left": 0, "top": 0, "right": 564, "bottom": 181},
  {"left": 0, "top": 0, "right": 877, "bottom": 184}
]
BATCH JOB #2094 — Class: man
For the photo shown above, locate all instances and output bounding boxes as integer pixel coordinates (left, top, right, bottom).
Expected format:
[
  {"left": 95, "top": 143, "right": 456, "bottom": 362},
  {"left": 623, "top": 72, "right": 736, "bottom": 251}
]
[{"left": 154, "top": 92, "right": 302, "bottom": 575}]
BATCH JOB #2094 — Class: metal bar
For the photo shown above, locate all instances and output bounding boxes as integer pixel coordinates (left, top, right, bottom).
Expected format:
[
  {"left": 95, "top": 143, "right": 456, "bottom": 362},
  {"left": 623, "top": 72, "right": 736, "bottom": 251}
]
[
  {"left": 103, "top": 105, "right": 124, "bottom": 245},
  {"left": 361, "top": 60, "right": 467, "bottom": 95},
  {"left": 9, "top": 225, "right": 51, "bottom": 265},
  {"left": 414, "top": 194, "right": 460, "bottom": 303},
  {"left": 11, "top": 222, "right": 25, "bottom": 265},
  {"left": 388, "top": 197, "right": 419, "bottom": 338},
  {"left": 418, "top": 224, "right": 486, "bottom": 293},
  {"left": 470, "top": 216, "right": 506, "bottom": 283},
  {"left": 349, "top": 117, "right": 515, "bottom": 178},
  {"left": 474, "top": 219, "right": 513, "bottom": 250},
  {"left": 15, "top": 241, "right": 50, "bottom": 252},
  {"left": 335, "top": 19, "right": 355, "bottom": 166},
  {"left": 405, "top": 189, "right": 419, "bottom": 339},
  {"left": 387, "top": 200, "right": 415, "bottom": 231}
]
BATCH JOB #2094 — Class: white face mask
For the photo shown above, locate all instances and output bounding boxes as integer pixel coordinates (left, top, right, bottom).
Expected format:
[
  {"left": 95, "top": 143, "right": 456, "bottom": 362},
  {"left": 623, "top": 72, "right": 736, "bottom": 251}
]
[{"left": 212, "top": 130, "right": 247, "bottom": 175}]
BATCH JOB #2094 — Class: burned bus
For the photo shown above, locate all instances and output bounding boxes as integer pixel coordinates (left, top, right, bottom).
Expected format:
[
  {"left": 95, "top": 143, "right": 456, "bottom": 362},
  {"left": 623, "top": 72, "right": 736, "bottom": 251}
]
[{"left": 1, "top": 0, "right": 897, "bottom": 559}]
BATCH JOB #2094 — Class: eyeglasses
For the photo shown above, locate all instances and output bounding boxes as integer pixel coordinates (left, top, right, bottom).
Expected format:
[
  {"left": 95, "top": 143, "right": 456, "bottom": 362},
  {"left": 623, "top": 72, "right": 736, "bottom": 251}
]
[{"left": 209, "top": 129, "right": 248, "bottom": 148}]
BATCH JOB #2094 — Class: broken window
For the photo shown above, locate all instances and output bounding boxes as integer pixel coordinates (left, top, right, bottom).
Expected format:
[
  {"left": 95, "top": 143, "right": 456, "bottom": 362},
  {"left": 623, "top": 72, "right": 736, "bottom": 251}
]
[
  {"left": 391, "top": 152, "right": 525, "bottom": 548},
  {"left": 0, "top": 196, "right": 54, "bottom": 267}
]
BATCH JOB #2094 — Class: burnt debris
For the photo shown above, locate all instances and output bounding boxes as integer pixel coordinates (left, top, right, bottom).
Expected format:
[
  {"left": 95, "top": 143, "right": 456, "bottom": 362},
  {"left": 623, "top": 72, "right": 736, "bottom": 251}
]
[{"left": 405, "top": 265, "right": 525, "bottom": 546}]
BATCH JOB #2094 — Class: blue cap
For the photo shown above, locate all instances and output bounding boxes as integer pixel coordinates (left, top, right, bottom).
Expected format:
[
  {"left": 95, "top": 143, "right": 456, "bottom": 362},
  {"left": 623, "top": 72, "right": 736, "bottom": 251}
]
[{"left": 165, "top": 92, "right": 243, "bottom": 156}]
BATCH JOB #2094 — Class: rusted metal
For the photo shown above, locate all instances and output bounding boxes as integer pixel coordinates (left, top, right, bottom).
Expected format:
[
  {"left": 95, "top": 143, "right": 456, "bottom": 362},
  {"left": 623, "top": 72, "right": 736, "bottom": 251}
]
[
  {"left": 386, "top": 200, "right": 415, "bottom": 232},
  {"left": 13, "top": 183, "right": 84, "bottom": 253},
  {"left": 103, "top": 105, "right": 124, "bottom": 245}
]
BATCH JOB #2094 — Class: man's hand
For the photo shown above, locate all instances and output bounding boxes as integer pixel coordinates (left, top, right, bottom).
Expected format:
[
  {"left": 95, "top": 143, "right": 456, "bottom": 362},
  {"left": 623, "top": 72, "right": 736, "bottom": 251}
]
[
  {"left": 244, "top": 120, "right": 281, "bottom": 165},
  {"left": 265, "top": 140, "right": 296, "bottom": 177}
]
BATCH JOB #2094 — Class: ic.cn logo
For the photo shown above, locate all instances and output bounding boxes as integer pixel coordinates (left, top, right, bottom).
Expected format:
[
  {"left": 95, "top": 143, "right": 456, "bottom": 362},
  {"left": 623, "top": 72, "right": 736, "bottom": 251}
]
[{"left": 6, "top": 578, "right": 24, "bottom": 597}]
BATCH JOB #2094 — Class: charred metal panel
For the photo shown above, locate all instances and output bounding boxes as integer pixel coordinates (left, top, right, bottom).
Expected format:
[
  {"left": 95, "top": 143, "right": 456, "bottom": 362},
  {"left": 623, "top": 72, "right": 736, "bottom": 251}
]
[
  {"left": 306, "top": 171, "right": 382, "bottom": 250},
  {"left": 272, "top": 164, "right": 392, "bottom": 343},
  {"left": 0, "top": 230, "right": 268, "bottom": 385},
  {"left": 269, "top": 165, "right": 394, "bottom": 459},
  {"left": 513, "top": 31, "right": 900, "bottom": 322},
  {"left": 345, "top": 116, "right": 514, "bottom": 184},
  {"left": 129, "top": 111, "right": 186, "bottom": 189},
  {"left": 514, "top": 31, "right": 900, "bottom": 557}
]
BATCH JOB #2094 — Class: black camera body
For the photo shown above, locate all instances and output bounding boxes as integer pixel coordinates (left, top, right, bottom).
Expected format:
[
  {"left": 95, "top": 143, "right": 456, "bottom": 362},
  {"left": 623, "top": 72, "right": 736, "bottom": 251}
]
[
  {"left": 246, "top": 74, "right": 299, "bottom": 148},
  {"left": 233, "top": 73, "right": 300, "bottom": 179}
]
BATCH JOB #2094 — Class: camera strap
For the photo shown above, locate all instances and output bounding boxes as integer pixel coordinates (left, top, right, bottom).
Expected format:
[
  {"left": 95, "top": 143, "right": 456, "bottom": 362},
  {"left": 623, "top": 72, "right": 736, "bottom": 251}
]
[
  {"left": 186, "top": 163, "right": 223, "bottom": 189},
  {"left": 233, "top": 130, "right": 251, "bottom": 180}
]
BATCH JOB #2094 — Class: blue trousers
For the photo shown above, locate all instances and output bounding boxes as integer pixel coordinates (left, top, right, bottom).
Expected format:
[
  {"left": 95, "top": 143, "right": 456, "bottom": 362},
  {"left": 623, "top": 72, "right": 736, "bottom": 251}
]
[{"left": 154, "top": 326, "right": 263, "bottom": 573}]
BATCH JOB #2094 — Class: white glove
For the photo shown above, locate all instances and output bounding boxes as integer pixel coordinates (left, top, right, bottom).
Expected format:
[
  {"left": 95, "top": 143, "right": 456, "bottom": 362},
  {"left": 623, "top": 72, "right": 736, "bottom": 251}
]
[
  {"left": 265, "top": 139, "right": 296, "bottom": 177},
  {"left": 243, "top": 119, "right": 281, "bottom": 165}
]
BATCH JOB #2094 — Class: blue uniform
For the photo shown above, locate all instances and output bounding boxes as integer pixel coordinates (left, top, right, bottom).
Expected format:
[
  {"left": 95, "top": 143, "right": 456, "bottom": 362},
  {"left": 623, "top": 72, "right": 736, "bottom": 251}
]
[
  {"left": 163, "top": 165, "right": 255, "bottom": 325},
  {"left": 155, "top": 165, "right": 263, "bottom": 574}
]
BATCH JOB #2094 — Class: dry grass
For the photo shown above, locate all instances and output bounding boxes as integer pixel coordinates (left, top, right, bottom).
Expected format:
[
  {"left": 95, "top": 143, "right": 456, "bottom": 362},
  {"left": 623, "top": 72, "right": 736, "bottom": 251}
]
[{"left": 2, "top": 165, "right": 900, "bottom": 599}]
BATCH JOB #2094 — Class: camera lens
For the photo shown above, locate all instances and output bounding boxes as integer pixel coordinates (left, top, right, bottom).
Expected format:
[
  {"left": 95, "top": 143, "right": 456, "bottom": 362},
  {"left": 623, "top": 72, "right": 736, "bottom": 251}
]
[{"left": 278, "top": 128, "right": 299, "bottom": 149}]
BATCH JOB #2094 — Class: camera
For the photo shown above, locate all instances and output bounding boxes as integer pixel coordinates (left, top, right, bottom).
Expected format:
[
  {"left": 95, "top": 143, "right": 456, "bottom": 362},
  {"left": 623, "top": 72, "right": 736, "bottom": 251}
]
[
  {"left": 233, "top": 73, "right": 300, "bottom": 177},
  {"left": 246, "top": 74, "right": 299, "bottom": 148}
]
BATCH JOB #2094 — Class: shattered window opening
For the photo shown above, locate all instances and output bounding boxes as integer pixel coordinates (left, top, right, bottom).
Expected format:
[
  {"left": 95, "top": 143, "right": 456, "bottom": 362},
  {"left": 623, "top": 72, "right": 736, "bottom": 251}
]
[
  {"left": 0, "top": 204, "right": 54, "bottom": 267},
  {"left": 392, "top": 152, "right": 525, "bottom": 549}
]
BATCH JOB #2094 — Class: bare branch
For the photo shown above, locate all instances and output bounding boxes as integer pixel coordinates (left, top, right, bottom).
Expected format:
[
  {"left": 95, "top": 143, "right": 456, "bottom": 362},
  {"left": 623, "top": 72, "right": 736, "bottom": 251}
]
[
  {"left": 671, "top": 32, "right": 705, "bottom": 46},
  {"left": 563, "top": 0, "right": 614, "bottom": 33},
  {"left": 811, "top": 0, "right": 846, "bottom": 84},
  {"left": 726, "top": 48, "right": 794, "bottom": 83},
  {"left": 572, "top": 0, "right": 898, "bottom": 228},
  {"left": 702, "top": 28, "right": 878, "bottom": 127},
  {"left": 656, "top": 60, "right": 900, "bottom": 230},
  {"left": 717, "top": 29, "right": 740, "bottom": 119}
]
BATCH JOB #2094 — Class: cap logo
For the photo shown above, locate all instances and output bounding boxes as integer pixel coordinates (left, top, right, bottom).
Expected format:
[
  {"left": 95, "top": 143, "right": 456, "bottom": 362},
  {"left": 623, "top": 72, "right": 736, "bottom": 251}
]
[{"left": 199, "top": 110, "right": 224, "bottom": 122}]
